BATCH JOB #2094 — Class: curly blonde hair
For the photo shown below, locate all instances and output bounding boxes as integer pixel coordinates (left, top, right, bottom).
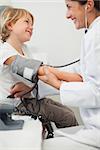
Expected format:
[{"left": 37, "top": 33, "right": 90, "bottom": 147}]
[{"left": 0, "top": 6, "right": 34, "bottom": 42}]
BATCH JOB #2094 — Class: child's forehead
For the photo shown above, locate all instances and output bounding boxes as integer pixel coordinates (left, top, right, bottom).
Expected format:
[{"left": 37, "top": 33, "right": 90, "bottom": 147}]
[
  {"left": 20, "top": 12, "right": 34, "bottom": 22},
  {"left": 25, "top": 14, "right": 33, "bottom": 21},
  {"left": 26, "top": 13, "right": 33, "bottom": 19}
]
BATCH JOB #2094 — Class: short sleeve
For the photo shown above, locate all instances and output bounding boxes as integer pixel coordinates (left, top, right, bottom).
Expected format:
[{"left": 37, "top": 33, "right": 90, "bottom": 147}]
[{"left": 0, "top": 42, "right": 18, "bottom": 66}]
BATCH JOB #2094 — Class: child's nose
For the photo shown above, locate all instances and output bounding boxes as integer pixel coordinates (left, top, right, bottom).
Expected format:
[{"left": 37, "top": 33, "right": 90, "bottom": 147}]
[
  {"left": 29, "top": 25, "right": 33, "bottom": 30},
  {"left": 66, "top": 11, "right": 71, "bottom": 19}
]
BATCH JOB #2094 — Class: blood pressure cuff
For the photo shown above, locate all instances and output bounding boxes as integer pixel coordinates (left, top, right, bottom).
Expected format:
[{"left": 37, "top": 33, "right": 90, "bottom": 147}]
[{"left": 10, "top": 55, "right": 43, "bottom": 82}]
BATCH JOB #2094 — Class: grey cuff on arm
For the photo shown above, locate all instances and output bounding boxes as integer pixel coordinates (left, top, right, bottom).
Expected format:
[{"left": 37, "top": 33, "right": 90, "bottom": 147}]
[{"left": 10, "top": 55, "right": 43, "bottom": 82}]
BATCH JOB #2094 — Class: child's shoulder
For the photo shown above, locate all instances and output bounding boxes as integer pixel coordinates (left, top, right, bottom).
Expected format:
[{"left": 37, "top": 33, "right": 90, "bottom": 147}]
[
  {"left": 0, "top": 42, "right": 18, "bottom": 56},
  {"left": 0, "top": 42, "right": 7, "bottom": 53},
  {"left": 1, "top": 42, "right": 15, "bottom": 50},
  {"left": 0, "top": 42, "right": 19, "bottom": 66},
  {"left": 0, "top": 42, "right": 11, "bottom": 50}
]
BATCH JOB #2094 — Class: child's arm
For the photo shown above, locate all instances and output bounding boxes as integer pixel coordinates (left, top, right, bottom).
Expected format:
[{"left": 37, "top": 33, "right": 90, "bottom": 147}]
[
  {"left": 5, "top": 56, "right": 82, "bottom": 82},
  {"left": 4, "top": 56, "right": 16, "bottom": 65}
]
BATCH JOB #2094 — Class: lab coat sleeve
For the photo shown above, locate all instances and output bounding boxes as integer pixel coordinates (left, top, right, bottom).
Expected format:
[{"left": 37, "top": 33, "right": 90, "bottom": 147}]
[{"left": 60, "top": 81, "right": 100, "bottom": 108}]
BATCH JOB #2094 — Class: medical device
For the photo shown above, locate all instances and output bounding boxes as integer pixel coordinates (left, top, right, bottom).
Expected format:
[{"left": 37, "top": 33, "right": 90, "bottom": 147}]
[
  {"left": 49, "top": 59, "right": 80, "bottom": 68},
  {"left": 0, "top": 103, "right": 24, "bottom": 130},
  {"left": 7, "top": 56, "right": 79, "bottom": 138},
  {"left": 7, "top": 55, "right": 54, "bottom": 138}
]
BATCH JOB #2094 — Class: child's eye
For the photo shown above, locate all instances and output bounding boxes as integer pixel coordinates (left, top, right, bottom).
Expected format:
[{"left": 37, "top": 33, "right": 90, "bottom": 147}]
[
  {"left": 24, "top": 19, "right": 33, "bottom": 26},
  {"left": 25, "top": 20, "right": 29, "bottom": 23}
]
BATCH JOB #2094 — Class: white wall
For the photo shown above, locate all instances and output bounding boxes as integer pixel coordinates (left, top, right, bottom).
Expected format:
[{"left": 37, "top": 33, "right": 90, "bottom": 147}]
[
  {"left": 11, "top": 0, "right": 84, "bottom": 65},
  {"left": 0, "top": 0, "right": 11, "bottom": 5}
]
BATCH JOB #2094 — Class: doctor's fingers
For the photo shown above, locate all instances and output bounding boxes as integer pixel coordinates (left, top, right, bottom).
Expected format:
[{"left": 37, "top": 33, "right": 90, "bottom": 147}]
[
  {"left": 38, "top": 66, "right": 52, "bottom": 81},
  {"left": 38, "top": 75, "right": 48, "bottom": 83},
  {"left": 38, "top": 71, "right": 58, "bottom": 83},
  {"left": 43, "top": 66, "right": 51, "bottom": 75},
  {"left": 38, "top": 73, "right": 61, "bottom": 89}
]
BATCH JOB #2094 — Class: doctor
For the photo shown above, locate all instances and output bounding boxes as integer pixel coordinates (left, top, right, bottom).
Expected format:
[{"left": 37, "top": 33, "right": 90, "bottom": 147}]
[{"left": 39, "top": 0, "right": 100, "bottom": 149}]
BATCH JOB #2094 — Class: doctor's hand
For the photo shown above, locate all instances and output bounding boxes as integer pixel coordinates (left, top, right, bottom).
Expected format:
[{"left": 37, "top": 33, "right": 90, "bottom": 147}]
[
  {"left": 38, "top": 66, "right": 62, "bottom": 89},
  {"left": 10, "top": 82, "right": 32, "bottom": 98}
]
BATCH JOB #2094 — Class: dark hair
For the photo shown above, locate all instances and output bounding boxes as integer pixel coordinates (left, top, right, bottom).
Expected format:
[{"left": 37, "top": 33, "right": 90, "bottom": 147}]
[{"left": 72, "top": 0, "right": 100, "bottom": 11}]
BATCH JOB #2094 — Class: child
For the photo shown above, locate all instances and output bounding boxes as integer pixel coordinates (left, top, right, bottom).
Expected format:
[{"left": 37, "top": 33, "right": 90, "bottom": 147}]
[{"left": 0, "top": 6, "right": 78, "bottom": 130}]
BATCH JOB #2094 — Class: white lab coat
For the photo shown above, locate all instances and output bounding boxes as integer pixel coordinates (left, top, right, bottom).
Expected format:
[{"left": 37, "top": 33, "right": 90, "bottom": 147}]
[
  {"left": 57, "top": 16, "right": 100, "bottom": 147},
  {"left": 42, "top": 17, "right": 100, "bottom": 150}
]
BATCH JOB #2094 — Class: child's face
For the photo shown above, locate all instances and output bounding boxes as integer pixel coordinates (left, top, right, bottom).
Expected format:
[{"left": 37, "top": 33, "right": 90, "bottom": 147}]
[{"left": 9, "top": 13, "right": 33, "bottom": 43}]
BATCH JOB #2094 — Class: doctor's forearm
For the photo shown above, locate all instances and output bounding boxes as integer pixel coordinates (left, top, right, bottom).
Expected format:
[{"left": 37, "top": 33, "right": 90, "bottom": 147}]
[
  {"left": 56, "top": 72, "right": 83, "bottom": 82},
  {"left": 49, "top": 67, "right": 83, "bottom": 82}
]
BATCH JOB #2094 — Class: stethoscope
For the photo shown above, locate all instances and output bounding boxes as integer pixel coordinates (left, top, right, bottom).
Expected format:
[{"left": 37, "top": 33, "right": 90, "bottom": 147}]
[
  {"left": 7, "top": 19, "right": 88, "bottom": 136},
  {"left": 7, "top": 58, "right": 80, "bottom": 138},
  {"left": 48, "top": 59, "right": 80, "bottom": 68},
  {"left": 7, "top": 23, "right": 88, "bottom": 112},
  {"left": 7, "top": 24, "right": 88, "bottom": 135}
]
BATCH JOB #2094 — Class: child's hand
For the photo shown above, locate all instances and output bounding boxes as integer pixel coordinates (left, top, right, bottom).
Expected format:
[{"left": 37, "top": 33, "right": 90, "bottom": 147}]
[
  {"left": 10, "top": 82, "right": 32, "bottom": 98},
  {"left": 38, "top": 66, "right": 62, "bottom": 89}
]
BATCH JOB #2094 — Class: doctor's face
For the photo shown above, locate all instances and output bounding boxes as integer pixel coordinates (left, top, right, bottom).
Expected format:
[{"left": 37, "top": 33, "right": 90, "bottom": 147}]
[{"left": 65, "top": 0, "right": 86, "bottom": 29}]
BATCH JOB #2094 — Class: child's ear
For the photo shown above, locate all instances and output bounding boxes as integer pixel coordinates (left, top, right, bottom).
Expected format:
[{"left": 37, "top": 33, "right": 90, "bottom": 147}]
[{"left": 6, "top": 21, "right": 13, "bottom": 31}]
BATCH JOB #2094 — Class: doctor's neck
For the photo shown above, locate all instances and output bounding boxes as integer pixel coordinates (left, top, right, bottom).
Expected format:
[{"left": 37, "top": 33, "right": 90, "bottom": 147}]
[
  {"left": 85, "top": 12, "right": 100, "bottom": 34},
  {"left": 84, "top": 0, "right": 100, "bottom": 32},
  {"left": 86, "top": 10, "right": 100, "bottom": 27}
]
